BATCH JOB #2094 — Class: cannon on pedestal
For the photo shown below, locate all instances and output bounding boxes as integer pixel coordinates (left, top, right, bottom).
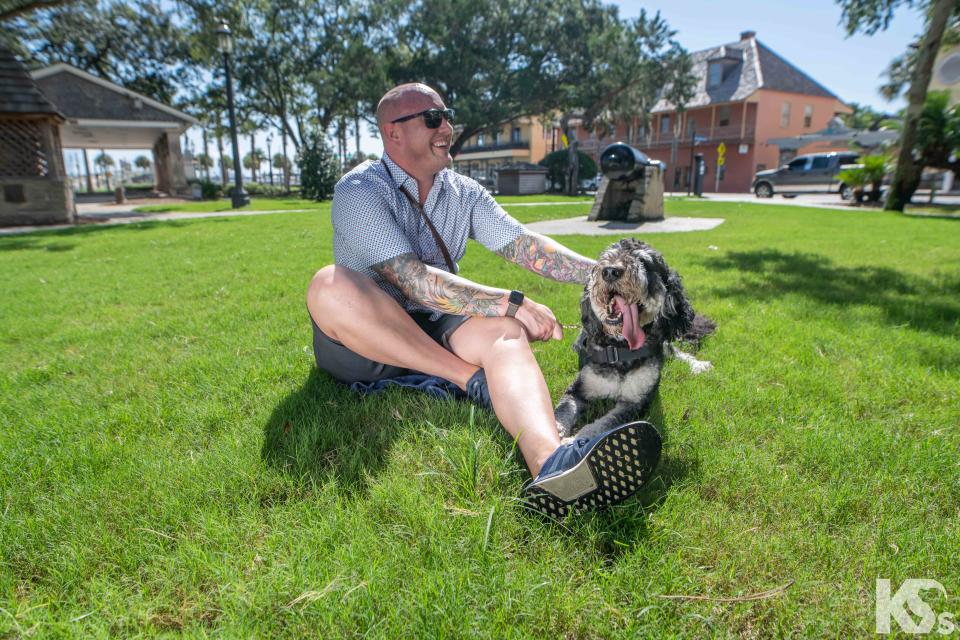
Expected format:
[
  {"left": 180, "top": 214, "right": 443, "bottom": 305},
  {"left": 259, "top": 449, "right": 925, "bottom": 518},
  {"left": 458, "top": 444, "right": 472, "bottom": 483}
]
[{"left": 587, "top": 142, "right": 665, "bottom": 223}]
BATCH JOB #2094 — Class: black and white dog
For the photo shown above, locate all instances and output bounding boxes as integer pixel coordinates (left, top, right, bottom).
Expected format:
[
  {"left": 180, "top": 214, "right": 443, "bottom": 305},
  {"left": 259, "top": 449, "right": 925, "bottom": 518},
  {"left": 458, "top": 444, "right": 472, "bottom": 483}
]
[{"left": 555, "top": 238, "right": 714, "bottom": 441}]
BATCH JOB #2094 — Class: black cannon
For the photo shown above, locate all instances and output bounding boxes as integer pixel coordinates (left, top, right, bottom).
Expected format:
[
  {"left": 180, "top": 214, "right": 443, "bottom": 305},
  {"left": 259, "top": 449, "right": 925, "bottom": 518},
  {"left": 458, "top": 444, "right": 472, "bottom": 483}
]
[
  {"left": 600, "top": 143, "right": 654, "bottom": 182},
  {"left": 588, "top": 142, "right": 665, "bottom": 222}
]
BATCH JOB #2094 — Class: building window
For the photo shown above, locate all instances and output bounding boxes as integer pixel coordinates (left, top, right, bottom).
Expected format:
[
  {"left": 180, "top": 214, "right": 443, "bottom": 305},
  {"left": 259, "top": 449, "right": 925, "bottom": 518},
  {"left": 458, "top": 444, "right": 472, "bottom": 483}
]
[
  {"left": 511, "top": 127, "right": 521, "bottom": 143},
  {"left": 492, "top": 130, "right": 499, "bottom": 144},
  {"left": 477, "top": 133, "right": 485, "bottom": 146},
  {"left": 660, "top": 114, "right": 671, "bottom": 135},
  {"left": 718, "top": 105, "right": 731, "bottom": 127},
  {"left": 687, "top": 116, "right": 697, "bottom": 136},
  {"left": 803, "top": 105, "right": 813, "bottom": 128},
  {"left": 780, "top": 102, "right": 791, "bottom": 128},
  {"left": 708, "top": 63, "right": 723, "bottom": 88}
]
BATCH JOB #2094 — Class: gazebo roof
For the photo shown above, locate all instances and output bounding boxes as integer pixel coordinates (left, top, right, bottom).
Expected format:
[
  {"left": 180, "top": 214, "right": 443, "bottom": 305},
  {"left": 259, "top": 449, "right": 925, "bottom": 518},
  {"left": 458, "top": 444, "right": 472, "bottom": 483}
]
[{"left": 0, "top": 46, "right": 63, "bottom": 119}]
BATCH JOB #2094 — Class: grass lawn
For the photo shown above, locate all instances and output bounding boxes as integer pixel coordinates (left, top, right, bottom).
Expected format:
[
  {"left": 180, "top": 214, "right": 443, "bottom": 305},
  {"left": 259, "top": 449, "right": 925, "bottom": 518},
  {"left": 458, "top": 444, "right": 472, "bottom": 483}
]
[
  {"left": 132, "top": 198, "right": 325, "bottom": 214},
  {"left": 1, "top": 201, "right": 958, "bottom": 637}
]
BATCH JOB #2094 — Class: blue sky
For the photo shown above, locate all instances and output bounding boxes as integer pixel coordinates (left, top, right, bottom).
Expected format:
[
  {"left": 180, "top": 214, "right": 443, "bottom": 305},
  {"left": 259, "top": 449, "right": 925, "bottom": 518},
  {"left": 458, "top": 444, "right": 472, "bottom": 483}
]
[{"left": 82, "top": 0, "right": 925, "bottom": 177}]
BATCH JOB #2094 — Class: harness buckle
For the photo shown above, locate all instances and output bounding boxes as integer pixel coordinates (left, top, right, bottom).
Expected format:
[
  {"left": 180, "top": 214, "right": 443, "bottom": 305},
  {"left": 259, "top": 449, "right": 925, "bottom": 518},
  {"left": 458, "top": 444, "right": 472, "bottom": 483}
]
[{"left": 605, "top": 346, "right": 620, "bottom": 363}]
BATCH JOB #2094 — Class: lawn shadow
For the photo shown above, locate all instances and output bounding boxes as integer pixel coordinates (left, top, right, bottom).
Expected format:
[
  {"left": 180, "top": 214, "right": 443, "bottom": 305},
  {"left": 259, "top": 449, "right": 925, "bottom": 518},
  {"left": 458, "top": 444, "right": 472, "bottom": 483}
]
[
  {"left": 702, "top": 249, "right": 960, "bottom": 337},
  {"left": 261, "top": 368, "right": 409, "bottom": 493},
  {"left": 0, "top": 237, "right": 75, "bottom": 252}
]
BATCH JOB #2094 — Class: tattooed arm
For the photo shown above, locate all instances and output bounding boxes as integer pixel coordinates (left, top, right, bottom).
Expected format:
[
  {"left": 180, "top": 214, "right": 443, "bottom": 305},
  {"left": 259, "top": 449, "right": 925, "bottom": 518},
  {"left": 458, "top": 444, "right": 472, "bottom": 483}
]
[
  {"left": 495, "top": 231, "right": 595, "bottom": 285},
  {"left": 373, "top": 252, "right": 509, "bottom": 317}
]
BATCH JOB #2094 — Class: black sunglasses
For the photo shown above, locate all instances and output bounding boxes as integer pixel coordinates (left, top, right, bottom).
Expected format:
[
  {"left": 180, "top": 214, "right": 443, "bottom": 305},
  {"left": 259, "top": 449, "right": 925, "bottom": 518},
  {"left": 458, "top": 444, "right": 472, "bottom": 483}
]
[{"left": 390, "top": 108, "right": 455, "bottom": 128}]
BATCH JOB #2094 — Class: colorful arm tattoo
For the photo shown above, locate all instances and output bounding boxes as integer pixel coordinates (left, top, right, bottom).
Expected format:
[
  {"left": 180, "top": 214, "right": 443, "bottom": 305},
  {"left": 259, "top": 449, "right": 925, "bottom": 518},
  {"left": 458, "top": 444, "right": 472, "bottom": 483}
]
[
  {"left": 373, "top": 253, "right": 507, "bottom": 316},
  {"left": 495, "top": 231, "right": 596, "bottom": 285}
]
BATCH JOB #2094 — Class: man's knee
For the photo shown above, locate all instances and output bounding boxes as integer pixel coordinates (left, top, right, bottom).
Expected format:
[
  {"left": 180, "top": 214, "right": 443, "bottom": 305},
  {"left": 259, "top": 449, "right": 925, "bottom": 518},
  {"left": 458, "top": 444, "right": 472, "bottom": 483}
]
[
  {"left": 450, "top": 317, "right": 530, "bottom": 364},
  {"left": 306, "top": 265, "right": 374, "bottom": 330}
]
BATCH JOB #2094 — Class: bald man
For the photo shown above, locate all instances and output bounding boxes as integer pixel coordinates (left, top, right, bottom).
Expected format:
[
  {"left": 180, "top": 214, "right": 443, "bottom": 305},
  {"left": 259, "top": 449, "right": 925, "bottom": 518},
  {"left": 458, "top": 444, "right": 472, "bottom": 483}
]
[{"left": 306, "top": 83, "right": 657, "bottom": 518}]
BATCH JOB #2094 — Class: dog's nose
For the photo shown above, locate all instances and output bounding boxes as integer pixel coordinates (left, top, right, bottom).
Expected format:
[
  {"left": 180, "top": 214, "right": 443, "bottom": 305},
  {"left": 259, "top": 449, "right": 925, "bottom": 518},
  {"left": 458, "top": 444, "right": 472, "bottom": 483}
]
[{"left": 602, "top": 267, "right": 624, "bottom": 282}]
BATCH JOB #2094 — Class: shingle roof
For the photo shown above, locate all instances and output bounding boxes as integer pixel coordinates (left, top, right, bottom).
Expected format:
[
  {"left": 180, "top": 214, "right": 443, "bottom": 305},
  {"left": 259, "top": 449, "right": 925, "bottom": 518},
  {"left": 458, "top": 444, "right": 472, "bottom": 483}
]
[
  {"left": 0, "top": 46, "right": 62, "bottom": 118},
  {"left": 652, "top": 35, "right": 841, "bottom": 113}
]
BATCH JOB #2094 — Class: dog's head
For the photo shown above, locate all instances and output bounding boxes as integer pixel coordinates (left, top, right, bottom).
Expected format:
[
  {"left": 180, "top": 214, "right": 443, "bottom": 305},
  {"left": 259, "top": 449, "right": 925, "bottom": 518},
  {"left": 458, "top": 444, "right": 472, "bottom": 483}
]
[{"left": 583, "top": 238, "right": 694, "bottom": 347}]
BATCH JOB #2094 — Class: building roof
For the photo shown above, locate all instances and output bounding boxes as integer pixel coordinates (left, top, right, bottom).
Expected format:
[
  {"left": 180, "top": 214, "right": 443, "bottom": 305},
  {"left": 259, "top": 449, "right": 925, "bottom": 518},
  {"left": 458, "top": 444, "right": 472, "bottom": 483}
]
[
  {"left": 652, "top": 32, "right": 842, "bottom": 113},
  {"left": 30, "top": 63, "right": 198, "bottom": 125},
  {"left": 0, "top": 46, "right": 63, "bottom": 118}
]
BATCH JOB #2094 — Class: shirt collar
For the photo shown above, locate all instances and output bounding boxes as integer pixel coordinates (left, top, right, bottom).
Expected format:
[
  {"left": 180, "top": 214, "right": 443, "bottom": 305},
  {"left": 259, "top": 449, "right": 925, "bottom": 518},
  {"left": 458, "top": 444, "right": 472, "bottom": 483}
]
[{"left": 382, "top": 152, "right": 448, "bottom": 203}]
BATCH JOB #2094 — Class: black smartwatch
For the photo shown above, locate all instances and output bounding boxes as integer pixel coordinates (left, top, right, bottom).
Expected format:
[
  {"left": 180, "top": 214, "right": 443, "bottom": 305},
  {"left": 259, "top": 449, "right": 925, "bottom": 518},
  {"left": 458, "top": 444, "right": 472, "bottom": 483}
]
[{"left": 505, "top": 290, "right": 524, "bottom": 317}]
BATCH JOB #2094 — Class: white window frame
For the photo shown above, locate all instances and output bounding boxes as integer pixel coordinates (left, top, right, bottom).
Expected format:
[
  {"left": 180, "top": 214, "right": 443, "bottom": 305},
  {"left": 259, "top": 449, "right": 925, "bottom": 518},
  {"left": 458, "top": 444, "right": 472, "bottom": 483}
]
[{"left": 780, "top": 102, "right": 791, "bottom": 128}]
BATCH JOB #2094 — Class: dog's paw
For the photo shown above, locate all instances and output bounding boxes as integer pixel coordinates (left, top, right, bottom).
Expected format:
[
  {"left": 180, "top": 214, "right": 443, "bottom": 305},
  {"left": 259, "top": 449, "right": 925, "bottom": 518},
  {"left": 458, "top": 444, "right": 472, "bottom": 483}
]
[{"left": 689, "top": 358, "right": 713, "bottom": 374}]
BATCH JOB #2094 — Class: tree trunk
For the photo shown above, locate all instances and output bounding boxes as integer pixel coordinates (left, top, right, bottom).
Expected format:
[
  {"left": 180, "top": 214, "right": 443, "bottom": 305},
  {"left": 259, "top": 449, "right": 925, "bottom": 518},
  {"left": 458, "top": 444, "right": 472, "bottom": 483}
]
[
  {"left": 202, "top": 128, "right": 210, "bottom": 181},
  {"left": 885, "top": 0, "right": 955, "bottom": 212},
  {"left": 82, "top": 148, "right": 93, "bottom": 193},
  {"left": 249, "top": 132, "right": 258, "bottom": 183},
  {"left": 215, "top": 112, "right": 228, "bottom": 187},
  {"left": 281, "top": 125, "right": 290, "bottom": 193},
  {"left": 562, "top": 115, "right": 579, "bottom": 196},
  {"left": 355, "top": 107, "right": 361, "bottom": 158}
]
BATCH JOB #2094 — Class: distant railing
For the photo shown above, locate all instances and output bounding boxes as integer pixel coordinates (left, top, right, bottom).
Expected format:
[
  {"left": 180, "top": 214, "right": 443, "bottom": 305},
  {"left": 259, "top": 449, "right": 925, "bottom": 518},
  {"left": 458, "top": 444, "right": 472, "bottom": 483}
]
[
  {"left": 647, "top": 125, "right": 756, "bottom": 146},
  {"left": 457, "top": 140, "right": 530, "bottom": 154}
]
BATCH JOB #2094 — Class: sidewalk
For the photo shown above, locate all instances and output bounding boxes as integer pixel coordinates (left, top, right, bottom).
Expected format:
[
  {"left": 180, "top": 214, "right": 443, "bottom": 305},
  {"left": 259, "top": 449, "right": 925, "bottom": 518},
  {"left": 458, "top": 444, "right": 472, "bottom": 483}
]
[{"left": 0, "top": 202, "right": 316, "bottom": 236}]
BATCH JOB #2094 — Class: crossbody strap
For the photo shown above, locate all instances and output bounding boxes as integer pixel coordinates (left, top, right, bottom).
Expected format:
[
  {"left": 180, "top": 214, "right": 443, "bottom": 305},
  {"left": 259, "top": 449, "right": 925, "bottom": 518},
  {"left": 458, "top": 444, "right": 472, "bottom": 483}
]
[{"left": 383, "top": 162, "right": 456, "bottom": 273}]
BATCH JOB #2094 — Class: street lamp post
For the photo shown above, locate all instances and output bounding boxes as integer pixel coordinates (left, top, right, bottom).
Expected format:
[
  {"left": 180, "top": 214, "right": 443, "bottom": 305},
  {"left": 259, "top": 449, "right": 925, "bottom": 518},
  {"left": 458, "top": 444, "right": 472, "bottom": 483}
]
[
  {"left": 216, "top": 22, "right": 249, "bottom": 209},
  {"left": 266, "top": 134, "right": 274, "bottom": 187}
]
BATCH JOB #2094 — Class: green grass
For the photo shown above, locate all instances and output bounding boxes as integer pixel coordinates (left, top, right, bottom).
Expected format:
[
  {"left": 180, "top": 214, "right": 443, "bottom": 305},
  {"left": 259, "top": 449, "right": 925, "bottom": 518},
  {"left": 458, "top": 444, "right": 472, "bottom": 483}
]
[
  {"left": 132, "top": 198, "right": 324, "bottom": 214},
  {"left": 1, "top": 201, "right": 958, "bottom": 637}
]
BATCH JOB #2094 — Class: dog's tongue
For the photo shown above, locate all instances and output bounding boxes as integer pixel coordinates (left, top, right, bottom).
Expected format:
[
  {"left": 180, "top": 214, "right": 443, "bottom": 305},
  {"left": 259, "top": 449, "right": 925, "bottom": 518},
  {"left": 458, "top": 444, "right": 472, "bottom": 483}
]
[{"left": 613, "top": 295, "right": 645, "bottom": 350}]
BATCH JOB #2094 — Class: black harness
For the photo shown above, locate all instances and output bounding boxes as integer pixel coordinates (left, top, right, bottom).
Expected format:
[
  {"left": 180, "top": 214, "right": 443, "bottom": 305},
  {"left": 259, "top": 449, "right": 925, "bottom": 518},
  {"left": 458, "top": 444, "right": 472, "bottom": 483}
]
[{"left": 579, "top": 342, "right": 656, "bottom": 365}]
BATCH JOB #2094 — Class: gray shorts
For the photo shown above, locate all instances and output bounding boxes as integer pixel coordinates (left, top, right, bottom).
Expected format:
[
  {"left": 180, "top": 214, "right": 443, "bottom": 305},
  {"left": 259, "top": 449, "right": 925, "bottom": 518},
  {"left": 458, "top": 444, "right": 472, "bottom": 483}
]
[{"left": 311, "top": 312, "right": 470, "bottom": 384}]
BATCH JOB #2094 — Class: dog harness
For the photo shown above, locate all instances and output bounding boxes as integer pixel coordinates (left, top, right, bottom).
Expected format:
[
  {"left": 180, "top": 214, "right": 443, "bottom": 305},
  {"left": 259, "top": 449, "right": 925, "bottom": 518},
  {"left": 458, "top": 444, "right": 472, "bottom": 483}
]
[{"left": 580, "top": 342, "right": 655, "bottom": 365}]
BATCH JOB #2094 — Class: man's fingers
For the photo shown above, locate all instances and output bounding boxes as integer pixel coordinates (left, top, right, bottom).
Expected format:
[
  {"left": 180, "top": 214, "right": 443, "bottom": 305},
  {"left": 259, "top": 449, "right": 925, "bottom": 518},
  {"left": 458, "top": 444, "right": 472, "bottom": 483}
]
[{"left": 552, "top": 321, "right": 563, "bottom": 341}]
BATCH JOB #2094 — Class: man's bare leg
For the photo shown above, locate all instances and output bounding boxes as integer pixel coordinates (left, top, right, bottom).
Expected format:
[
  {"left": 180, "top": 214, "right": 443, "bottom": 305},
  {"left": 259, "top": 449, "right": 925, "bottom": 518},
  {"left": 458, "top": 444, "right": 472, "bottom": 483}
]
[
  {"left": 306, "top": 265, "right": 478, "bottom": 389},
  {"left": 447, "top": 318, "right": 561, "bottom": 476}
]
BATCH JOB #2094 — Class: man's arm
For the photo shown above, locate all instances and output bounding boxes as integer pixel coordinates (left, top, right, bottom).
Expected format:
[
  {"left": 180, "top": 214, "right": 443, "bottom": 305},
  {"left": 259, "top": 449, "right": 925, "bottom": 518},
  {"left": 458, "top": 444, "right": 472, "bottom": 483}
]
[
  {"left": 495, "top": 231, "right": 596, "bottom": 285},
  {"left": 373, "top": 252, "right": 562, "bottom": 340},
  {"left": 374, "top": 252, "right": 508, "bottom": 317}
]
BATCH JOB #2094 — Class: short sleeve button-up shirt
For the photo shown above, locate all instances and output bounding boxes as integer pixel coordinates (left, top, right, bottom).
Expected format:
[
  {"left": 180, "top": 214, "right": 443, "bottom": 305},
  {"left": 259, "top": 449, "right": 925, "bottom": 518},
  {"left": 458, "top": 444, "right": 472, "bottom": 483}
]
[{"left": 331, "top": 153, "right": 526, "bottom": 314}]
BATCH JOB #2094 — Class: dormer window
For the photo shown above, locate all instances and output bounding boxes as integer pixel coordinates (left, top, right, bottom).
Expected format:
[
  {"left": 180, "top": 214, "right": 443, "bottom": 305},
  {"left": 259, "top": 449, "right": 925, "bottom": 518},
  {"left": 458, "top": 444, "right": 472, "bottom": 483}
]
[{"left": 708, "top": 63, "right": 723, "bottom": 88}]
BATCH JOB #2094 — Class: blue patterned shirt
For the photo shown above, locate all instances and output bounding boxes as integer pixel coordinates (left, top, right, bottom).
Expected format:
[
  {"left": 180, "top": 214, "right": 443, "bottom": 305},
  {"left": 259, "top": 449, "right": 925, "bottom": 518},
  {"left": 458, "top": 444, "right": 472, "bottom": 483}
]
[{"left": 331, "top": 153, "right": 526, "bottom": 314}]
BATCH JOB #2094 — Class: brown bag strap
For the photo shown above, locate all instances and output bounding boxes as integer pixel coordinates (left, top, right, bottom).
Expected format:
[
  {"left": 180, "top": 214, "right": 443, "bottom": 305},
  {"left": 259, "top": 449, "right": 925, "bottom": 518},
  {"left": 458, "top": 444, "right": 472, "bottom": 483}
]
[{"left": 384, "top": 162, "right": 456, "bottom": 273}]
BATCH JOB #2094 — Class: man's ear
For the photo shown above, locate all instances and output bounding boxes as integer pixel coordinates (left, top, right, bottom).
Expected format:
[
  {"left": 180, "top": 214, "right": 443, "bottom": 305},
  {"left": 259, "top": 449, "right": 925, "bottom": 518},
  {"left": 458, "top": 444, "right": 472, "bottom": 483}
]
[{"left": 383, "top": 123, "right": 401, "bottom": 143}]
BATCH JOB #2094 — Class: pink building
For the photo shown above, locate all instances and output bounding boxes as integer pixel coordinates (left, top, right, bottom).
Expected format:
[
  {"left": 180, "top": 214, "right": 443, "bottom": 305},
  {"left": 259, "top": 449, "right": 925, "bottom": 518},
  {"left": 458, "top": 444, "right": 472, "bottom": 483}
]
[{"left": 575, "top": 31, "right": 852, "bottom": 193}]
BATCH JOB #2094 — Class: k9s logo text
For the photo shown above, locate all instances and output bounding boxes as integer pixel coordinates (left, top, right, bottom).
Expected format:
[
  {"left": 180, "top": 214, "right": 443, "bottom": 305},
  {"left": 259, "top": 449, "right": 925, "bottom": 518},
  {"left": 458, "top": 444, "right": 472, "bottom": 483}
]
[{"left": 877, "top": 579, "right": 955, "bottom": 635}]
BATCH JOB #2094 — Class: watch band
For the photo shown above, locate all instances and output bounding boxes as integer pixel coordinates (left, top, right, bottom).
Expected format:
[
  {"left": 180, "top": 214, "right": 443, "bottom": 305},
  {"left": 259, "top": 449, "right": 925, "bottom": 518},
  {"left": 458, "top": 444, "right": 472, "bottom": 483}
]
[{"left": 505, "top": 290, "right": 524, "bottom": 317}]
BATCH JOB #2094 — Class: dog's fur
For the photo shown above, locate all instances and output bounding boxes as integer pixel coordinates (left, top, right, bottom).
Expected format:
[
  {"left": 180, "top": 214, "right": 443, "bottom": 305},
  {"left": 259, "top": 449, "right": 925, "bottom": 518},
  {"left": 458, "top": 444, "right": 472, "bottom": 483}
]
[{"left": 555, "top": 238, "right": 714, "bottom": 440}]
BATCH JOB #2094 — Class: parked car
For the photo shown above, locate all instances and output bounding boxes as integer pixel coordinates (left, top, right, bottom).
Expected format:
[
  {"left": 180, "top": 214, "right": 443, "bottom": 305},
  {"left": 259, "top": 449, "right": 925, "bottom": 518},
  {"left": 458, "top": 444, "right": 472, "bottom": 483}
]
[{"left": 752, "top": 152, "right": 860, "bottom": 199}]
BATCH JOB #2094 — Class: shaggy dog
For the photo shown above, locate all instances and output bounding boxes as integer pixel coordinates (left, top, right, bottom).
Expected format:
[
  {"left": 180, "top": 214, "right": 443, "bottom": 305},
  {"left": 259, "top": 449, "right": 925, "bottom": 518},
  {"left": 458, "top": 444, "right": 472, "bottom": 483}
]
[{"left": 555, "top": 238, "right": 714, "bottom": 441}]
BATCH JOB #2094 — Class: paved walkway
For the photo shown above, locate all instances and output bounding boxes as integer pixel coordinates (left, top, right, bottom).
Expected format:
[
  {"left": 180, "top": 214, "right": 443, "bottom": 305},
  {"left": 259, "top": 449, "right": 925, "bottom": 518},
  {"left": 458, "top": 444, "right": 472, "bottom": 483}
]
[
  {"left": 527, "top": 215, "right": 724, "bottom": 235},
  {"left": 3, "top": 190, "right": 952, "bottom": 236}
]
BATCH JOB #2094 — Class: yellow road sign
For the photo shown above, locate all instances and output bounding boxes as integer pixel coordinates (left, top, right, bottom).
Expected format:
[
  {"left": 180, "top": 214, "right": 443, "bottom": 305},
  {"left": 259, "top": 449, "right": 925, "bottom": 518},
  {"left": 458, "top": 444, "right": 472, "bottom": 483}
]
[
  {"left": 717, "top": 156, "right": 725, "bottom": 166},
  {"left": 717, "top": 142, "right": 726, "bottom": 155}
]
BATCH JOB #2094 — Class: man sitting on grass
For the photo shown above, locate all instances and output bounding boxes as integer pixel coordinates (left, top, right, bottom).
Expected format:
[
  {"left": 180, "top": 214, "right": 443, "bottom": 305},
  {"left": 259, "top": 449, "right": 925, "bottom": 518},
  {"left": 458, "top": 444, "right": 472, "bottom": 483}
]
[{"left": 306, "top": 82, "right": 653, "bottom": 517}]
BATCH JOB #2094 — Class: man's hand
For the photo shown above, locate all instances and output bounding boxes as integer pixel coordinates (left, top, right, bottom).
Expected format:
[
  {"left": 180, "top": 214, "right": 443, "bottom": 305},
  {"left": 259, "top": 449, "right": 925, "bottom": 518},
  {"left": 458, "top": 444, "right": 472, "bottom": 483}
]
[{"left": 514, "top": 298, "right": 563, "bottom": 342}]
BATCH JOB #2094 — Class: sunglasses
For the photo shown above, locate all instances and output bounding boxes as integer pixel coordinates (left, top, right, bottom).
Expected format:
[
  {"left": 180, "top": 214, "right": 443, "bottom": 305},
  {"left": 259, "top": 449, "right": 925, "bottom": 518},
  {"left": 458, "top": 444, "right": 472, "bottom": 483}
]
[{"left": 390, "top": 108, "right": 455, "bottom": 129}]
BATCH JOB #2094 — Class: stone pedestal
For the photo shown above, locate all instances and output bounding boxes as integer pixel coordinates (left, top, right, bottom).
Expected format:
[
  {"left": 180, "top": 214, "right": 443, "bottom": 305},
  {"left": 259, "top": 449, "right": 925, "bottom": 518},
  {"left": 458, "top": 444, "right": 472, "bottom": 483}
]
[
  {"left": 588, "top": 165, "right": 665, "bottom": 223},
  {"left": 152, "top": 132, "right": 189, "bottom": 195}
]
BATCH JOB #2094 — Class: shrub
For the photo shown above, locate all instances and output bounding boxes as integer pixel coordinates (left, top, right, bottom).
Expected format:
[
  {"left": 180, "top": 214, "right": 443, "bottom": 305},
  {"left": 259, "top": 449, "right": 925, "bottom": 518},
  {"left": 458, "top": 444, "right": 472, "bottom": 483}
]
[
  {"left": 197, "top": 180, "right": 223, "bottom": 200},
  {"left": 837, "top": 167, "right": 868, "bottom": 204},
  {"left": 538, "top": 150, "right": 598, "bottom": 192},
  {"left": 298, "top": 135, "right": 340, "bottom": 201}
]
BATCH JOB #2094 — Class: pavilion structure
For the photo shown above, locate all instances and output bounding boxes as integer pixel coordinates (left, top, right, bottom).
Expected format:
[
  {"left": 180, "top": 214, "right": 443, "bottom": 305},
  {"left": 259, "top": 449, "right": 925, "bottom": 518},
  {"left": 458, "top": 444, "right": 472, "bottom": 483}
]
[{"left": 0, "top": 46, "right": 74, "bottom": 225}]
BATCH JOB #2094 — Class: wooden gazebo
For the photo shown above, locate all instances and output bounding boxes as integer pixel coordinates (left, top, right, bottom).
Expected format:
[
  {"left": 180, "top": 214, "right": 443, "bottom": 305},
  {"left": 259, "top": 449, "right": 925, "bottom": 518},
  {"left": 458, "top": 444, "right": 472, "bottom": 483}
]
[{"left": 0, "top": 46, "right": 74, "bottom": 225}]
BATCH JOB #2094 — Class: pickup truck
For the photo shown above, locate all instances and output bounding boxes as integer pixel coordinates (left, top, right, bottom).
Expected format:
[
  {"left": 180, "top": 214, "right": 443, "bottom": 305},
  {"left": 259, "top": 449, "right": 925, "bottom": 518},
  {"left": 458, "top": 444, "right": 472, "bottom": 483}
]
[{"left": 752, "top": 152, "right": 860, "bottom": 199}]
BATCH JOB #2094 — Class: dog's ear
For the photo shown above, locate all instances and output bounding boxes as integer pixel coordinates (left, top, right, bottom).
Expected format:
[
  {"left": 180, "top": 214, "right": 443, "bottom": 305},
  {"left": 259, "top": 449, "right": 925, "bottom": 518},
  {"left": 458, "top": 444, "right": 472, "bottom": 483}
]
[
  {"left": 657, "top": 268, "right": 695, "bottom": 341},
  {"left": 580, "top": 287, "right": 601, "bottom": 332}
]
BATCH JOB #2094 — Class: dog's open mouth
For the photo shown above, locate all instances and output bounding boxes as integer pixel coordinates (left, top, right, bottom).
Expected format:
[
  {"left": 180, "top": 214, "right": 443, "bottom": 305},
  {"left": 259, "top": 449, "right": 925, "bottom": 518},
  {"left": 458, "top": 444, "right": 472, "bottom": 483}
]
[{"left": 604, "top": 294, "right": 646, "bottom": 350}]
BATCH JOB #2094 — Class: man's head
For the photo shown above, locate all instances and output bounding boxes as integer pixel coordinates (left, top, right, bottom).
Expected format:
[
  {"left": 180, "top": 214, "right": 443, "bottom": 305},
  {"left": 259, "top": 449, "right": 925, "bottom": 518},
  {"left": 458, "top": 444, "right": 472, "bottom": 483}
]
[{"left": 376, "top": 83, "right": 454, "bottom": 177}]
